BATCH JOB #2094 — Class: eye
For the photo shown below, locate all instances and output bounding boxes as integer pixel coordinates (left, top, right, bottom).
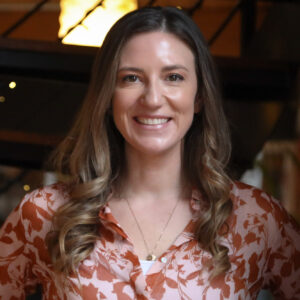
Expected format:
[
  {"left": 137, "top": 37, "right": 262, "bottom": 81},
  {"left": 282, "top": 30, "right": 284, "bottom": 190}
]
[
  {"left": 122, "top": 74, "right": 139, "bottom": 82},
  {"left": 167, "top": 73, "right": 184, "bottom": 82}
]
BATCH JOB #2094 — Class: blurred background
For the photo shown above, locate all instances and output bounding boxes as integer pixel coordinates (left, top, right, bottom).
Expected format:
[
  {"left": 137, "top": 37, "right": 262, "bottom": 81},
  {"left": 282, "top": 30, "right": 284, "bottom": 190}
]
[{"left": 0, "top": 1, "right": 299, "bottom": 299}]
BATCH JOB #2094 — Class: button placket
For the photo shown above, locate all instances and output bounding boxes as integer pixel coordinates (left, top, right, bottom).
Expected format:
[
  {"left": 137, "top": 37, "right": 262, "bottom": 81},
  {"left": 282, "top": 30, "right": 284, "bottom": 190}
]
[{"left": 160, "top": 256, "right": 167, "bottom": 263}]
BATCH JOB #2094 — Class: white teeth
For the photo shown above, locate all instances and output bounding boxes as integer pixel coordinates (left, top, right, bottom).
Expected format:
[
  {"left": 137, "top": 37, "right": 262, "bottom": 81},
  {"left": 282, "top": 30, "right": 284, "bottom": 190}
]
[{"left": 136, "top": 117, "right": 169, "bottom": 125}]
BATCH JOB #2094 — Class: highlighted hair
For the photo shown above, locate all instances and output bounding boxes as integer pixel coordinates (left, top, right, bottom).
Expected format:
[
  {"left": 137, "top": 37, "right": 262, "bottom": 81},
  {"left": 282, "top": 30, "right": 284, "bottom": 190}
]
[{"left": 47, "top": 6, "right": 232, "bottom": 279}]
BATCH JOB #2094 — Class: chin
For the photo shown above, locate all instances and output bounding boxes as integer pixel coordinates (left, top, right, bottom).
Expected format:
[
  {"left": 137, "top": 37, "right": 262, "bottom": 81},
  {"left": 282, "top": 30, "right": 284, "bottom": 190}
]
[{"left": 130, "top": 141, "right": 182, "bottom": 157}]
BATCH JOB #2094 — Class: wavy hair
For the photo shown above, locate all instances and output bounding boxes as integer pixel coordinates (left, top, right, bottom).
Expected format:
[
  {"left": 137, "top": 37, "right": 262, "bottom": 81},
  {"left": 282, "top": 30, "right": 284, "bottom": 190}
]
[{"left": 46, "top": 6, "right": 232, "bottom": 279}]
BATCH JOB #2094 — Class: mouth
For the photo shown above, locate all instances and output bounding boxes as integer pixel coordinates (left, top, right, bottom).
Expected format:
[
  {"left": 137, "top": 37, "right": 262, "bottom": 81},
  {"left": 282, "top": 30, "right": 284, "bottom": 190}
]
[{"left": 134, "top": 117, "right": 171, "bottom": 125}]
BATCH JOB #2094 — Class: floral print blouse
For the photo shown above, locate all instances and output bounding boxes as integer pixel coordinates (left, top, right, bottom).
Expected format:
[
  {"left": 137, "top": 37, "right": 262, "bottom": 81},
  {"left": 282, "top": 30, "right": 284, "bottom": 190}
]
[{"left": 0, "top": 181, "right": 299, "bottom": 299}]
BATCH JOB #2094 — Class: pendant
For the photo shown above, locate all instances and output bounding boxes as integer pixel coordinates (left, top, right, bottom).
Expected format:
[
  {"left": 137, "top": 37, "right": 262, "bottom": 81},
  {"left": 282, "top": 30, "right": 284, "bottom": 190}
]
[{"left": 146, "top": 254, "right": 156, "bottom": 261}]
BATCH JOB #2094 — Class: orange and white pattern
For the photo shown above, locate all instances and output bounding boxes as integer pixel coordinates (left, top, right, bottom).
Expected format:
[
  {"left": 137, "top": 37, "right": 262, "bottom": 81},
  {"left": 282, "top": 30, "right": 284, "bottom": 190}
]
[{"left": 0, "top": 181, "right": 299, "bottom": 299}]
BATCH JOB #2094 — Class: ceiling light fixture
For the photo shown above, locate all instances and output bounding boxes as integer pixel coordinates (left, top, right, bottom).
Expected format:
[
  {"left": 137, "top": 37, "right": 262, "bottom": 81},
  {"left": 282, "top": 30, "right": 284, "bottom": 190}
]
[
  {"left": 59, "top": 0, "right": 137, "bottom": 47},
  {"left": 9, "top": 81, "right": 16, "bottom": 89}
]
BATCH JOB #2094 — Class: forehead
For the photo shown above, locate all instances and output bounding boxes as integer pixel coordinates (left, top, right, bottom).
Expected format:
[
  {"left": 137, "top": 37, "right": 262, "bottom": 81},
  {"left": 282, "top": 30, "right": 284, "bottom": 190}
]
[{"left": 119, "top": 31, "right": 195, "bottom": 67}]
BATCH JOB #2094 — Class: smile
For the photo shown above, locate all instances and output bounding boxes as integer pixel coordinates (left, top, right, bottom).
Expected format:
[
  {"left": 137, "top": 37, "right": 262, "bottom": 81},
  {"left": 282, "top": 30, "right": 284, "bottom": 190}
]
[{"left": 135, "top": 117, "right": 170, "bottom": 125}]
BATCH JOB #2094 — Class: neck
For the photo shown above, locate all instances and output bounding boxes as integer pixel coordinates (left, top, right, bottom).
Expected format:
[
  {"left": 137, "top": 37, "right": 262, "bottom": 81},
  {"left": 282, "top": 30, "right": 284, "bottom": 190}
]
[{"left": 116, "top": 144, "right": 189, "bottom": 202}]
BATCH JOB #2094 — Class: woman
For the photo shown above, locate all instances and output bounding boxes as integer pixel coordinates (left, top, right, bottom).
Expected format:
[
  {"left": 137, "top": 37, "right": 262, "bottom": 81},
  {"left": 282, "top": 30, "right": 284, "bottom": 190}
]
[{"left": 0, "top": 6, "right": 299, "bottom": 299}]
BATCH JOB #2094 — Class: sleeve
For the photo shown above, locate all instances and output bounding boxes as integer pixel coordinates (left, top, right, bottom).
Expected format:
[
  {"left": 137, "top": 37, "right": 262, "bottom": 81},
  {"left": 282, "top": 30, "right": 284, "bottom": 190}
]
[
  {"left": 0, "top": 192, "right": 40, "bottom": 299},
  {"left": 263, "top": 195, "right": 300, "bottom": 300}
]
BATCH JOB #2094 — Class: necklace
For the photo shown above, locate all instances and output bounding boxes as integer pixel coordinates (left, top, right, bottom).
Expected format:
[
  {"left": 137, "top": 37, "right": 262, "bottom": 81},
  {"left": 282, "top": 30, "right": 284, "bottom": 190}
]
[{"left": 125, "top": 197, "right": 180, "bottom": 261}]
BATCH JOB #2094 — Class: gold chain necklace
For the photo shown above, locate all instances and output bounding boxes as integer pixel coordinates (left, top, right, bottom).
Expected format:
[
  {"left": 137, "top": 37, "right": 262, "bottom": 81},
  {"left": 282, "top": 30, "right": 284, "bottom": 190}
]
[{"left": 125, "top": 197, "right": 180, "bottom": 261}]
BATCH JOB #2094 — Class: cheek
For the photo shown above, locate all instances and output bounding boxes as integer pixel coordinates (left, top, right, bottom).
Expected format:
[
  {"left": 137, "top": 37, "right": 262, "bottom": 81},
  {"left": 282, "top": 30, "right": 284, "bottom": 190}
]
[
  {"left": 113, "top": 88, "right": 137, "bottom": 112},
  {"left": 112, "top": 95, "right": 123, "bottom": 131},
  {"left": 171, "top": 90, "right": 197, "bottom": 116},
  {"left": 112, "top": 92, "right": 133, "bottom": 137},
  {"left": 112, "top": 90, "right": 127, "bottom": 117}
]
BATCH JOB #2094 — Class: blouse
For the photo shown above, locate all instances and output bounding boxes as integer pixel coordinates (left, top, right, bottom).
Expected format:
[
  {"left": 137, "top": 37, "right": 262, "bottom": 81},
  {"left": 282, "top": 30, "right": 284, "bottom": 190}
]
[
  {"left": 0, "top": 181, "right": 299, "bottom": 299},
  {"left": 140, "top": 260, "right": 155, "bottom": 275}
]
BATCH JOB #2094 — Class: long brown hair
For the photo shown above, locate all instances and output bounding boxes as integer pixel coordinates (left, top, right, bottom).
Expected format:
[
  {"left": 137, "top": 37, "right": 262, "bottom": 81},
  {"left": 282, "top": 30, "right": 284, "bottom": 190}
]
[{"left": 47, "top": 6, "right": 232, "bottom": 278}]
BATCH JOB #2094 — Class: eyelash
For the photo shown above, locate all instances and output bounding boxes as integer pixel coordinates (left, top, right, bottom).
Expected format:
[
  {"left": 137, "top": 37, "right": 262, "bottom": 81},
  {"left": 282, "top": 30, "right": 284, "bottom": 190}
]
[
  {"left": 167, "top": 74, "right": 184, "bottom": 81},
  {"left": 122, "top": 74, "right": 139, "bottom": 82},
  {"left": 120, "top": 73, "right": 184, "bottom": 83}
]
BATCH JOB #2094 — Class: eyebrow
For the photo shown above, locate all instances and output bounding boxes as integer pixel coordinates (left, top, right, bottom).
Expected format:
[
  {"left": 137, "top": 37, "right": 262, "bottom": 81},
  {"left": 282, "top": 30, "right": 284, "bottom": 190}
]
[
  {"left": 118, "top": 67, "right": 143, "bottom": 73},
  {"left": 162, "top": 65, "right": 189, "bottom": 72},
  {"left": 118, "top": 64, "right": 189, "bottom": 72}
]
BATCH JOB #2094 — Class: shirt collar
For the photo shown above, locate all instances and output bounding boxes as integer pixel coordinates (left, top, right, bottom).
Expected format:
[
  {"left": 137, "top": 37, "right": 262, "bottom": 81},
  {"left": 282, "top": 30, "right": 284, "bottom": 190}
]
[{"left": 98, "top": 190, "right": 204, "bottom": 241}]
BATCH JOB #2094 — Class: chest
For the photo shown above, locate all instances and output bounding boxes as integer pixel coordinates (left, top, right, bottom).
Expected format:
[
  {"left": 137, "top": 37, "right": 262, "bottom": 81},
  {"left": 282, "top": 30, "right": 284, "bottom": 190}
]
[
  {"left": 109, "top": 198, "right": 194, "bottom": 260},
  {"left": 40, "top": 243, "right": 264, "bottom": 300},
  {"left": 37, "top": 208, "right": 268, "bottom": 300}
]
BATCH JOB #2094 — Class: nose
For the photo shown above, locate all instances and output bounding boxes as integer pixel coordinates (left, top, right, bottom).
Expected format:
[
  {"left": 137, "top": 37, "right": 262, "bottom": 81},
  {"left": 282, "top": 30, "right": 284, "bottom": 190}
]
[{"left": 140, "top": 79, "right": 163, "bottom": 108}]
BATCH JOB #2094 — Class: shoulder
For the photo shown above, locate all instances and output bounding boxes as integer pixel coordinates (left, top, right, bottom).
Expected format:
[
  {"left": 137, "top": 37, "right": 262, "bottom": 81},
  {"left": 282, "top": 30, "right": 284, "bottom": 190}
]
[
  {"left": 228, "top": 181, "right": 300, "bottom": 246},
  {"left": 226, "top": 184, "right": 300, "bottom": 298},
  {"left": 17, "top": 182, "right": 70, "bottom": 237},
  {"left": 0, "top": 182, "right": 70, "bottom": 262},
  {"left": 230, "top": 181, "right": 286, "bottom": 222},
  {"left": 20, "top": 182, "right": 70, "bottom": 215}
]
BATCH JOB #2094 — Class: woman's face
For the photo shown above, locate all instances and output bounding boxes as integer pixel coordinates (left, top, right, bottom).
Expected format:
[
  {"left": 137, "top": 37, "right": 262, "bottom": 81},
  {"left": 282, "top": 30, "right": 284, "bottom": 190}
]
[{"left": 112, "top": 31, "right": 198, "bottom": 157}]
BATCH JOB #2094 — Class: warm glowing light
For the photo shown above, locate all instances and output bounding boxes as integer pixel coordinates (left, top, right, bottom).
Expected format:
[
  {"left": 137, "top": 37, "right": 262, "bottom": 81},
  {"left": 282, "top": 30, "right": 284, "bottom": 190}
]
[
  {"left": 9, "top": 81, "right": 16, "bottom": 89},
  {"left": 23, "top": 184, "right": 31, "bottom": 191},
  {"left": 59, "top": 0, "right": 137, "bottom": 47},
  {"left": 0, "top": 96, "right": 5, "bottom": 103}
]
